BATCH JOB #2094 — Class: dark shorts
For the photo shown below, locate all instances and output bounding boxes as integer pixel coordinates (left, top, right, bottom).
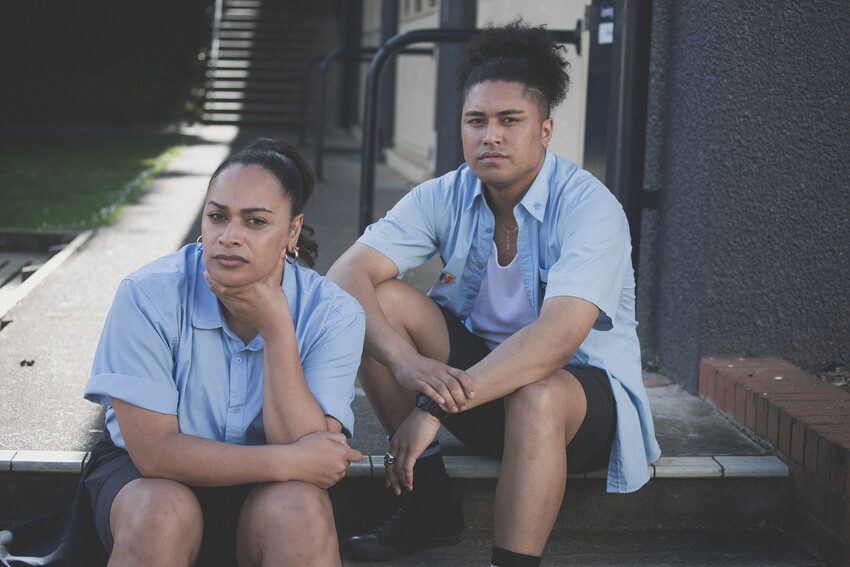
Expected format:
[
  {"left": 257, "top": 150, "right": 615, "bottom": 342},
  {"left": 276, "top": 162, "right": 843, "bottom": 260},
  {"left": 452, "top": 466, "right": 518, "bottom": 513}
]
[
  {"left": 84, "top": 436, "right": 254, "bottom": 566},
  {"left": 438, "top": 306, "right": 617, "bottom": 473}
]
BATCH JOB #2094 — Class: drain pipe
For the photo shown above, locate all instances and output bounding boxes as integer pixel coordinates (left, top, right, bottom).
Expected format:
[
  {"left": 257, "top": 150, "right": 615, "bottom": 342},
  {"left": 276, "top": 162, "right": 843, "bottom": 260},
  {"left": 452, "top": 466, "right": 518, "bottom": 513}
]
[{"left": 604, "top": 0, "right": 653, "bottom": 277}]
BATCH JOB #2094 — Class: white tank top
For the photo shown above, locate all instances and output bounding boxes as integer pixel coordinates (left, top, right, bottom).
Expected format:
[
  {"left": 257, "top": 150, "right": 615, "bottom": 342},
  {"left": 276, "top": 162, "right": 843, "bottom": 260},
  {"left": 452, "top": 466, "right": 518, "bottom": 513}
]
[{"left": 468, "top": 241, "right": 536, "bottom": 350}]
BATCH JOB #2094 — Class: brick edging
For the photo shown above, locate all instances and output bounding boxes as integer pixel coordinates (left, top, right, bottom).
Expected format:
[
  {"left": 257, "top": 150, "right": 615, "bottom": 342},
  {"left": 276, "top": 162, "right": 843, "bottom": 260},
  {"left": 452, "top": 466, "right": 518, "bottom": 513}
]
[{"left": 700, "top": 358, "right": 850, "bottom": 566}]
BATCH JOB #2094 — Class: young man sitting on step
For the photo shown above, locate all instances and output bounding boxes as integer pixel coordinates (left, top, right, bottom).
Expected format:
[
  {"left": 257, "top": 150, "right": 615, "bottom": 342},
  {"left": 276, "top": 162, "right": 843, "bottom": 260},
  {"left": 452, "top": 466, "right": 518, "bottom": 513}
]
[{"left": 328, "top": 20, "right": 660, "bottom": 567}]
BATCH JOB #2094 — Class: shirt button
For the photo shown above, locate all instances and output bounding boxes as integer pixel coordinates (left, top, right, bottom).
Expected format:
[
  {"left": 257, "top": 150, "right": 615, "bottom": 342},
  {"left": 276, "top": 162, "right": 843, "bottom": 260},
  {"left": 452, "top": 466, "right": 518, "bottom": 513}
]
[{"left": 235, "top": 357, "right": 242, "bottom": 363}]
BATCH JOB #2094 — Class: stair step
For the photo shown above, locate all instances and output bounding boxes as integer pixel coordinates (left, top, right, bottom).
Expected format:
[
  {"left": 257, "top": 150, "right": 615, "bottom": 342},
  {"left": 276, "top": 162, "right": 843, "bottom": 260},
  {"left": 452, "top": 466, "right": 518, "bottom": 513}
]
[
  {"left": 204, "top": 0, "right": 340, "bottom": 126},
  {"left": 203, "top": 101, "right": 299, "bottom": 113},
  {"left": 206, "top": 80, "right": 304, "bottom": 91},
  {"left": 205, "top": 68, "right": 303, "bottom": 80},
  {"left": 219, "top": 20, "right": 328, "bottom": 32},
  {"left": 206, "top": 90, "right": 302, "bottom": 101},
  {"left": 202, "top": 112, "right": 299, "bottom": 126},
  {"left": 211, "top": 59, "right": 310, "bottom": 70},
  {"left": 217, "top": 49, "right": 318, "bottom": 59},
  {"left": 218, "top": 29, "right": 333, "bottom": 42}
]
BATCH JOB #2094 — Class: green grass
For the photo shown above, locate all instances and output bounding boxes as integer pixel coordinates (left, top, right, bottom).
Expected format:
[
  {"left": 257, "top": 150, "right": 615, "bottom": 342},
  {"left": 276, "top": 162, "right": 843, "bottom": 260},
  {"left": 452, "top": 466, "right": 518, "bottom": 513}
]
[{"left": 0, "top": 130, "right": 189, "bottom": 230}]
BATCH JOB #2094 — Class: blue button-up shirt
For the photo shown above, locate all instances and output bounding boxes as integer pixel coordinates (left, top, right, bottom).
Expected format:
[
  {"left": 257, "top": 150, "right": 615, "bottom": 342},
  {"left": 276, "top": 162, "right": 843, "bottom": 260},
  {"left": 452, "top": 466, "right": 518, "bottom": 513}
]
[
  {"left": 85, "top": 245, "right": 365, "bottom": 449},
  {"left": 358, "top": 150, "right": 660, "bottom": 493}
]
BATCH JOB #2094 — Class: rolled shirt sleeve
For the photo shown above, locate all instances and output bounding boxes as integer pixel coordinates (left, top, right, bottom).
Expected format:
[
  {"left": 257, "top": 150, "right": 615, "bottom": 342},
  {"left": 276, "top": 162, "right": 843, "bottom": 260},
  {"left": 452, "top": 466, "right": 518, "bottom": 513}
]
[
  {"left": 358, "top": 180, "right": 444, "bottom": 276},
  {"left": 85, "top": 279, "right": 180, "bottom": 414}
]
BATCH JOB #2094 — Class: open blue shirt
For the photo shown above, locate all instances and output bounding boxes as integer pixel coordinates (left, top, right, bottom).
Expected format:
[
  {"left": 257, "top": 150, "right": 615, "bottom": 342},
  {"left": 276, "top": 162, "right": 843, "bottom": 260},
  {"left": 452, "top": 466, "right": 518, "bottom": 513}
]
[
  {"left": 358, "top": 150, "right": 660, "bottom": 493},
  {"left": 84, "top": 244, "right": 365, "bottom": 449}
]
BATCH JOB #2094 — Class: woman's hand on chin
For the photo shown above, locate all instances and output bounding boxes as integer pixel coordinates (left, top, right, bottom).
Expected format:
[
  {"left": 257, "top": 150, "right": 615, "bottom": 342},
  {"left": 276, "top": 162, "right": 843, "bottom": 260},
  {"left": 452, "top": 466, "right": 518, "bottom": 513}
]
[{"left": 204, "top": 252, "right": 290, "bottom": 336}]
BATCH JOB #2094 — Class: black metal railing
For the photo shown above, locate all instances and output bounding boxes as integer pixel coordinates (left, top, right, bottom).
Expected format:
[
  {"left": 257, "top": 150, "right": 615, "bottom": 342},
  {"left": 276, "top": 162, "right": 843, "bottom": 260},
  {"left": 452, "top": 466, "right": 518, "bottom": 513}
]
[{"left": 298, "top": 46, "right": 433, "bottom": 180}]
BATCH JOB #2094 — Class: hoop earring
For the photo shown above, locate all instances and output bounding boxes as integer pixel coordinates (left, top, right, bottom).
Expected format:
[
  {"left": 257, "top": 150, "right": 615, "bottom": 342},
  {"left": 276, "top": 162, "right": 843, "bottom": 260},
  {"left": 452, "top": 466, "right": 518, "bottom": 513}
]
[
  {"left": 285, "top": 247, "right": 299, "bottom": 265},
  {"left": 195, "top": 235, "right": 203, "bottom": 250}
]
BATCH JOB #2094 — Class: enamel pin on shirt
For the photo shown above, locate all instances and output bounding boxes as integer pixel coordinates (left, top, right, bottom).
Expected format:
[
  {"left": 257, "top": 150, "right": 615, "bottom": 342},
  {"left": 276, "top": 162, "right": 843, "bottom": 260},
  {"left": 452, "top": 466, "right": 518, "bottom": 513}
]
[{"left": 439, "top": 270, "right": 456, "bottom": 284}]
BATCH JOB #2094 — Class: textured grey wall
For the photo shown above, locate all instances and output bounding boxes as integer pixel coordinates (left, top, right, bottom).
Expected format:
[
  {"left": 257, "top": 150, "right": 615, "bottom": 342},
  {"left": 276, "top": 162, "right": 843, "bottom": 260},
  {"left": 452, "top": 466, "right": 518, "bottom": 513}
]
[{"left": 637, "top": 1, "right": 850, "bottom": 392}]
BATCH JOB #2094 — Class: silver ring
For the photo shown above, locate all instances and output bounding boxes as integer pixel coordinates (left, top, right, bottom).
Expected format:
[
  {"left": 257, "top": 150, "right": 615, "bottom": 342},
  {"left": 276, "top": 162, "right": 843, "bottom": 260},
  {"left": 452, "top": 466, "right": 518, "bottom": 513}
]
[{"left": 384, "top": 452, "right": 395, "bottom": 466}]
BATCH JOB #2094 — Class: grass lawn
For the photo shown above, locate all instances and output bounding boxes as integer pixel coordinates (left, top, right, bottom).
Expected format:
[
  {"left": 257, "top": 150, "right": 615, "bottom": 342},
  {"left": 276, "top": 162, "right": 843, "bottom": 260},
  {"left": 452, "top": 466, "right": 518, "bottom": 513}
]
[{"left": 0, "top": 129, "right": 189, "bottom": 230}]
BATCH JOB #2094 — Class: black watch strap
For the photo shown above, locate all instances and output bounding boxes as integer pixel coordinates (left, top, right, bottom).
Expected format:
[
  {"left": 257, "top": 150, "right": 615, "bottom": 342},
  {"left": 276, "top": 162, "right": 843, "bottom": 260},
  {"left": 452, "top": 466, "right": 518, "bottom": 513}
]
[{"left": 415, "top": 392, "right": 450, "bottom": 422}]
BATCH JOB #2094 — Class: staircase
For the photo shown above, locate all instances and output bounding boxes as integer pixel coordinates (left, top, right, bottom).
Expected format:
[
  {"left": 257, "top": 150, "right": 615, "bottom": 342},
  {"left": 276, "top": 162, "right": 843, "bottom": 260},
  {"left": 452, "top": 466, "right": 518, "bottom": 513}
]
[{"left": 203, "top": 0, "right": 338, "bottom": 128}]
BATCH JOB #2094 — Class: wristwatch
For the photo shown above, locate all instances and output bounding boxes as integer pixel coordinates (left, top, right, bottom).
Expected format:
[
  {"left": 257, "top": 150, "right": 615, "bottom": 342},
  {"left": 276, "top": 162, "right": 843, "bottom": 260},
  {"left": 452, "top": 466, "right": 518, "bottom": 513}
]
[{"left": 415, "top": 392, "right": 450, "bottom": 422}]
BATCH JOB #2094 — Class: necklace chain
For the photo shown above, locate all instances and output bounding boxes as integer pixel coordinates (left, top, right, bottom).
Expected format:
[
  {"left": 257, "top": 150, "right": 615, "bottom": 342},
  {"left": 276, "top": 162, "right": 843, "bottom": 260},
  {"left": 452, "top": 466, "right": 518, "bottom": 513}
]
[{"left": 493, "top": 210, "right": 518, "bottom": 251}]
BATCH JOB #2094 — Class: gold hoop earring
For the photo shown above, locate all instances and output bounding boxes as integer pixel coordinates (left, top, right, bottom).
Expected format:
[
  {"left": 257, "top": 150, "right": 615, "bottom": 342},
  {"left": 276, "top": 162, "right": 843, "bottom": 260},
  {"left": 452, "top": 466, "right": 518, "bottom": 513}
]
[
  {"left": 285, "top": 247, "right": 299, "bottom": 265},
  {"left": 195, "top": 235, "right": 203, "bottom": 250}
]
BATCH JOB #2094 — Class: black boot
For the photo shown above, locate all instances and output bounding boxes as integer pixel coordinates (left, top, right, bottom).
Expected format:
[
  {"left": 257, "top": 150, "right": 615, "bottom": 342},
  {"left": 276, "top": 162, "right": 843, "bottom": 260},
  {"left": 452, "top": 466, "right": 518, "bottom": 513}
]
[{"left": 345, "top": 451, "right": 464, "bottom": 561}]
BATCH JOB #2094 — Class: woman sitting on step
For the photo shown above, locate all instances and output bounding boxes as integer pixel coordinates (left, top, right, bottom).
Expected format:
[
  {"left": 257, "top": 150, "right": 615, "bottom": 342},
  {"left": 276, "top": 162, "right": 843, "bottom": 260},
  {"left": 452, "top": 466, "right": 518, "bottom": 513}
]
[{"left": 79, "top": 138, "right": 364, "bottom": 566}]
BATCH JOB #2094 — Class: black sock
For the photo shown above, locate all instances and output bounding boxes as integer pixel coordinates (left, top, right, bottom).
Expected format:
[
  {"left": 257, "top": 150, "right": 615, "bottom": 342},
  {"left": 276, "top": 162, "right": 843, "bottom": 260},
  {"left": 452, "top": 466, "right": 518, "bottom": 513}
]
[
  {"left": 402, "top": 441, "right": 450, "bottom": 508},
  {"left": 491, "top": 546, "right": 542, "bottom": 567}
]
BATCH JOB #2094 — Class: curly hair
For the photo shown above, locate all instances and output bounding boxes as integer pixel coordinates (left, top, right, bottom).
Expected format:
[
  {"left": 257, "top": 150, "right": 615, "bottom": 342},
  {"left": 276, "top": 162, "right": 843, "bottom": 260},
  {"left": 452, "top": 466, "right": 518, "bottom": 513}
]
[
  {"left": 209, "top": 138, "right": 318, "bottom": 268},
  {"left": 455, "top": 19, "right": 570, "bottom": 118}
]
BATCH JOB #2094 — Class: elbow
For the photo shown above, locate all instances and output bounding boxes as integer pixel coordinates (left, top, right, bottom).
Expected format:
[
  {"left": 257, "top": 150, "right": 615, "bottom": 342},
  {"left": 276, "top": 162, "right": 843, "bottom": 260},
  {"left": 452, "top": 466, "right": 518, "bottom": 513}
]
[{"left": 129, "top": 451, "right": 165, "bottom": 478}]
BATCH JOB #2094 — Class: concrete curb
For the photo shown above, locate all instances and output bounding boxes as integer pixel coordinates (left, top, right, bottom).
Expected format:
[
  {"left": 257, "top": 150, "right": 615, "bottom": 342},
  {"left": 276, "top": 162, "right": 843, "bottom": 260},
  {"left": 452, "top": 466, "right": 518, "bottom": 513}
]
[{"left": 0, "top": 450, "right": 788, "bottom": 479}]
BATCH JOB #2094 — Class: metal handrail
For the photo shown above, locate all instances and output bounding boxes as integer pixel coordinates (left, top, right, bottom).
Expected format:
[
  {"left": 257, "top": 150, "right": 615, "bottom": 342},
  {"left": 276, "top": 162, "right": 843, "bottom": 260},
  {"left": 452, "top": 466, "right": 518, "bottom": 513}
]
[
  {"left": 357, "top": 24, "right": 583, "bottom": 234},
  {"left": 309, "top": 46, "right": 433, "bottom": 180},
  {"left": 297, "top": 53, "right": 325, "bottom": 147}
]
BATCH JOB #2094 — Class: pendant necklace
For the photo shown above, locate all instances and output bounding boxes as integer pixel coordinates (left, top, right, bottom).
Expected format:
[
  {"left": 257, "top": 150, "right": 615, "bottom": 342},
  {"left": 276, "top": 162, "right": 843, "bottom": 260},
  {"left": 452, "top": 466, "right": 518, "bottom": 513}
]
[{"left": 493, "top": 210, "right": 519, "bottom": 251}]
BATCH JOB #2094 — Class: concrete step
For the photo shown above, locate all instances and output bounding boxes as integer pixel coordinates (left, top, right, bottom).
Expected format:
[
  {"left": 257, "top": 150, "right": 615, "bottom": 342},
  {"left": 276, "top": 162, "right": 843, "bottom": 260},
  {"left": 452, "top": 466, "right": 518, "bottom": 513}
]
[
  {"left": 0, "top": 451, "right": 792, "bottom": 531},
  {"left": 201, "top": 112, "right": 299, "bottom": 126},
  {"left": 203, "top": 101, "right": 300, "bottom": 113},
  {"left": 205, "top": 68, "right": 305, "bottom": 81},
  {"left": 206, "top": 79, "right": 305, "bottom": 92},
  {"left": 206, "top": 89, "right": 303, "bottom": 101},
  {"left": 0, "top": 463, "right": 817, "bottom": 565}
]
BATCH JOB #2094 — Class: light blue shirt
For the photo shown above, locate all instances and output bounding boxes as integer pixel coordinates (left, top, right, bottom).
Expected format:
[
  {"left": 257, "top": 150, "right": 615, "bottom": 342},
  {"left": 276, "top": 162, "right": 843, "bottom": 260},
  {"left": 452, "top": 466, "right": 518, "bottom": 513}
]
[
  {"left": 84, "top": 244, "right": 365, "bottom": 449},
  {"left": 358, "top": 150, "right": 660, "bottom": 493}
]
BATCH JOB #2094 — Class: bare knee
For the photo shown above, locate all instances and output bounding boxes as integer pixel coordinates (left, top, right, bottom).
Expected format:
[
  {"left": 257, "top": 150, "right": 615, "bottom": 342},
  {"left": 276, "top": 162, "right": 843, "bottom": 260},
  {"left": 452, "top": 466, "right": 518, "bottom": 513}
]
[
  {"left": 374, "top": 278, "right": 419, "bottom": 329},
  {"left": 237, "top": 481, "right": 337, "bottom": 565},
  {"left": 504, "top": 373, "right": 586, "bottom": 443},
  {"left": 110, "top": 479, "right": 202, "bottom": 565},
  {"left": 373, "top": 279, "right": 450, "bottom": 360}
]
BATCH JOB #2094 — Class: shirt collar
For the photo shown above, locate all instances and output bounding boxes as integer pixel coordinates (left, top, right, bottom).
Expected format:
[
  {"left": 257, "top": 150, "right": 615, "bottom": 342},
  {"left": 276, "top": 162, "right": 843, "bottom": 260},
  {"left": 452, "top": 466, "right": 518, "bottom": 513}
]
[
  {"left": 518, "top": 149, "right": 553, "bottom": 223},
  {"left": 465, "top": 150, "right": 553, "bottom": 222},
  {"left": 193, "top": 249, "right": 224, "bottom": 330}
]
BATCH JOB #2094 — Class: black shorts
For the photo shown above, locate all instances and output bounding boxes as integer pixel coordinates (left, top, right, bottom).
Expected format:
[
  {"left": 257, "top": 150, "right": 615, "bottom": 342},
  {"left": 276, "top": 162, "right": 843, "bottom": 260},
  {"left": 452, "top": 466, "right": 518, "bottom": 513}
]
[
  {"left": 84, "top": 436, "right": 254, "bottom": 566},
  {"left": 437, "top": 306, "right": 617, "bottom": 473}
]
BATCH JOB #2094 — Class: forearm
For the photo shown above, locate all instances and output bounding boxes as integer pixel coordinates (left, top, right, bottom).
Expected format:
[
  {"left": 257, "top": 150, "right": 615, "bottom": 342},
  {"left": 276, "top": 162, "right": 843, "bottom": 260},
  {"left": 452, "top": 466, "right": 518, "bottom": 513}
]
[
  {"left": 261, "top": 324, "right": 328, "bottom": 444},
  {"left": 132, "top": 432, "right": 300, "bottom": 486},
  {"left": 462, "top": 325, "right": 573, "bottom": 408},
  {"left": 456, "top": 297, "right": 599, "bottom": 410}
]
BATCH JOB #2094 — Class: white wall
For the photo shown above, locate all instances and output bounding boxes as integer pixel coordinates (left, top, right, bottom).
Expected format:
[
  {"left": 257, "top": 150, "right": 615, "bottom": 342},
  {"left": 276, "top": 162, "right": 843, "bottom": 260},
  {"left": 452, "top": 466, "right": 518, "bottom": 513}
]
[{"left": 386, "top": 2, "right": 441, "bottom": 181}]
